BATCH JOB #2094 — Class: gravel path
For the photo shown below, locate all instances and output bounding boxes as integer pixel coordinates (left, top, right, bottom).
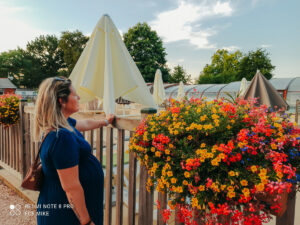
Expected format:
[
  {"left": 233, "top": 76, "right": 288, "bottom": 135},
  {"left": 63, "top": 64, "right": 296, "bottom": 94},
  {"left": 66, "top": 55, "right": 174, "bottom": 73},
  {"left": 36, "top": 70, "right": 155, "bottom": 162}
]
[{"left": 0, "top": 180, "right": 37, "bottom": 225}]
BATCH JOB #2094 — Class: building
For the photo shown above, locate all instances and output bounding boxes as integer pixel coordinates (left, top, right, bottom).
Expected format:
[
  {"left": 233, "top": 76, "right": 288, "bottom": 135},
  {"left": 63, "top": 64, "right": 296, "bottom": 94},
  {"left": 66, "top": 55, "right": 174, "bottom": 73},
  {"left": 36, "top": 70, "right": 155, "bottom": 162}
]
[{"left": 0, "top": 78, "right": 17, "bottom": 95}]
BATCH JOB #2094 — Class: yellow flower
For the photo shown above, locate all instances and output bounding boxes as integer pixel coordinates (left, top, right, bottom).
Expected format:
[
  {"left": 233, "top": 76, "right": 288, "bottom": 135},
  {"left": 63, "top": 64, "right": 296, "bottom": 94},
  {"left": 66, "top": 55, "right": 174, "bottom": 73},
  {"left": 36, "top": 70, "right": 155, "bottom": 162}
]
[
  {"left": 227, "top": 191, "right": 236, "bottom": 198},
  {"left": 201, "top": 143, "right": 206, "bottom": 148},
  {"left": 184, "top": 171, "right": 190, "bottom": 178},
  {"left": 212, "top": 114, "right": 219, "bottom": 120},
  {"left": 277, "top": 171, "right": 283, "bottom": 179},
  {"left": 200, "top": 115, "right": 207, "bottom": 121},
  {"left": 240, "top": 180, "right": 248, "bottom": 186},
  {"left": 167, "top": 156, "right": 171, "bottom": 161},
  {"left": 227, "top": 186, "right": 234, "bottom": 192},
  {"left": 211, "top": 159, "right": 219, "bottom": 166},
  {"left": 165, "top": 149, "right": 170, "bottom": 155},
  {"left": 167, "top": 171, "right": 173, "bottom": 177},
  {"left": 256, "top": 183, "right": 265, "bottom": 192},
  {"left": 151, "top": 147, "right": 155, "bottom": 152},
  {"left": 228, "top": 171, "right": 235, "bottom": 177},
  {"left": 155, "top": 151, "right": 161, "bottom": 157},
  {"left": 171, "top": 178, "right": 177, "bottom": 184},
  {"left": 260, "top": 168, "right": 267, "bottom": 175},
  {"left": 169, "top": 144, "right": 174, "bottom": 148},
  {"left": 191, "top": 198, "right": 198, "bottom": 207},
  {"left": 251, "top": 165, "right": 257, "bottom": 173},
  {"left": 168, "top": 201, "right": 176, "bottom": 210},
  {"left": 183, "top": 180, "right": 189, "bottom": 185},
  {"left": 271, "top": 143, "right": 277, "bottom": 150},
  {"left": 187, "top": 135, "right": 193, "bottom": 140},
  {"left": 242, "top": 188, "right": 250, "bottom": 197},
  {"left": 174, "top": 130, "right": 179, "bottom": 135},
  {"left": 198, "top": 185, "right": 205, "bottom": 191},
  {"left": 226, "top": 125, "right": 231, "bottom": 130}
]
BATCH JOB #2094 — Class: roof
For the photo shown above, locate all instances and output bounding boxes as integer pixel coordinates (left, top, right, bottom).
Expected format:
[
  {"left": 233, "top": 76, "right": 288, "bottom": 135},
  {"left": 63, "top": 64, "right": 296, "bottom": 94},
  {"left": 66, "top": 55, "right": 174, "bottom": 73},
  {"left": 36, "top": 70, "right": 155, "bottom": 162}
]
[
  {"left": 0, "top": 78, "right": 17, "bottom": 89},
  {"left": 269, "top": 78, "right": 296, "bottom": 90}
]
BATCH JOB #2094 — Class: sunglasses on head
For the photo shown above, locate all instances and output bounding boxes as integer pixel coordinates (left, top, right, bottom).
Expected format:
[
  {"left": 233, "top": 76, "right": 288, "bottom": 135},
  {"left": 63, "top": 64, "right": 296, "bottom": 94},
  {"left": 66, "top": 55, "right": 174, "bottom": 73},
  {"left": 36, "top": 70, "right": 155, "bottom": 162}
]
[{"left": 52, "top": 77, "right": 70, "bottom": 84}]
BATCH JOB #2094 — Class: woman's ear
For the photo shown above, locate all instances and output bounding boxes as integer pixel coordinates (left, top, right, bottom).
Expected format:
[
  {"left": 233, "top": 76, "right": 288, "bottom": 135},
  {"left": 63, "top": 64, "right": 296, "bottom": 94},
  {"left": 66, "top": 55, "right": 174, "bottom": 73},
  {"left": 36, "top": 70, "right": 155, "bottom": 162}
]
[{"left": 58, "top": 98, "right": 64, "bottom": 107}]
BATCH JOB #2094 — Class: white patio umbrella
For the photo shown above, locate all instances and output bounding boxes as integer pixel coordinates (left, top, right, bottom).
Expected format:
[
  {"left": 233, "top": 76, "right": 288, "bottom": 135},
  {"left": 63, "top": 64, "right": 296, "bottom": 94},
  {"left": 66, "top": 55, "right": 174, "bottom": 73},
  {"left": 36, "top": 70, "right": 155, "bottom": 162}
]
[
  {"left": 177, "top": 81, "right": 185, "bottom": 101},
  {"left": 239, "top": 78, "right": 248, "bottom": 96},
  {"left": 69, "top": 14, "right": 156, "bottom": 114},
  {"left": 152, "top": 69, "right": 165, "bottom": 105}
]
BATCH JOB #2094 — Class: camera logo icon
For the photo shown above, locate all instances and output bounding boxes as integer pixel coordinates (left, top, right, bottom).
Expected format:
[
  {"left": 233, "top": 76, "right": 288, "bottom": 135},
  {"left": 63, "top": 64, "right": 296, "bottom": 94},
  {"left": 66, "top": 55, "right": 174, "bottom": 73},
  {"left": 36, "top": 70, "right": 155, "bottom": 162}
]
[{"left": 9, "top": 204, "right": 21, "bottom": 216}]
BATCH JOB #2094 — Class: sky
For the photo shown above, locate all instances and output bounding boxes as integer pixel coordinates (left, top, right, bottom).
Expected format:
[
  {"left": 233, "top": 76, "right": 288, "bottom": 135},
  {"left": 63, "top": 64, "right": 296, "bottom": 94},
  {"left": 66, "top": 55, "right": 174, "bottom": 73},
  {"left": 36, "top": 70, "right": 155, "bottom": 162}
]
[{"left": 0, "top": 0, "right": 299, "bottom": 81}]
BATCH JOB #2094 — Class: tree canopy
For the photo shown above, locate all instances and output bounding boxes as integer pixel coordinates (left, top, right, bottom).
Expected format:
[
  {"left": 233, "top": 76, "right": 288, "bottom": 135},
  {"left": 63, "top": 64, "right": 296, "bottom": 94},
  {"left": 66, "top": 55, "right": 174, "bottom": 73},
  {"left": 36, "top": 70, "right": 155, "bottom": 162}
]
[
  {"left": 123, "top": 22, "right": 170, "bottom": 82},
  {"left": 169, "top": 65, "right": 192, "bottom": 84},
  {"left": 197, "top": 49, "right": 275, "bottom": 84},
  {"left": 26, "top": 35, "right": 65, "bottom": 78},
  {"left": 59, "top": 30, "right": 89, "bottom": 75}
]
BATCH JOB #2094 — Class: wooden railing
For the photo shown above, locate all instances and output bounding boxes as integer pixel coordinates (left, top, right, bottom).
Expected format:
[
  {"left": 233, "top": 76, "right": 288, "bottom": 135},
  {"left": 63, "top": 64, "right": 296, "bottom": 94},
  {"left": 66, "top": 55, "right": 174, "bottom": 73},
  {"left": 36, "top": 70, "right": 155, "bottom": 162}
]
[{"left": 0, "top": 101, "right": 298, "bottom": 225}]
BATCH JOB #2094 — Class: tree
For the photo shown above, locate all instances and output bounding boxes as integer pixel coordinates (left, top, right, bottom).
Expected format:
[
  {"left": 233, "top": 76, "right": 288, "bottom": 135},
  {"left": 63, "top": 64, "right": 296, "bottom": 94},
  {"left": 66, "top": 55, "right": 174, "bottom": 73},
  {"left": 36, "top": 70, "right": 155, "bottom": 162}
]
[
  {"left": 123, "top": 22, "right": 170, "bottom": 82},
  {"left": 236, "top": 49, "right": 275, "bottom": 80},
  {"left": 59, "top": 30, "right": 89, "bottom": 75},
  {"left": 197, "top": 49, "right": 275, "bottom": 84},
  {"left": 197, "top": 49, "right": 242, "bottom": 84},
  {"left": 0, "top": 49, "right": 42, "bottom": 88},
  {"left": 169, "top": 65, "right": 192, "bottom": 83},
  {"left": 26, "top": 35, "right": 65, "bottom": 79}
]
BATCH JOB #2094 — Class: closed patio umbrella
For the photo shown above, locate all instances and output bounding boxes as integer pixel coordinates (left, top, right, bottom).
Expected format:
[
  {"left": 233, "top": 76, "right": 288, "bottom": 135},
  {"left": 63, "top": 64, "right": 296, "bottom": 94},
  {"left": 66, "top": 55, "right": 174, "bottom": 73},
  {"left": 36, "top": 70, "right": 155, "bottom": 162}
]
[
  {"left": 244, "top": 70, "right": 289, "bottom": 111},
  {"left": 69, "top": 14, "right": 155, "bottom": 114},
  {"left": 177, "top": 81, "right": 185, "bottom": 101},
  {"left": 152, "top": 69, "right": 165, "bottom": 105},
  {"left": 239, "top": 78, "right": 248, "bottom": 96}
]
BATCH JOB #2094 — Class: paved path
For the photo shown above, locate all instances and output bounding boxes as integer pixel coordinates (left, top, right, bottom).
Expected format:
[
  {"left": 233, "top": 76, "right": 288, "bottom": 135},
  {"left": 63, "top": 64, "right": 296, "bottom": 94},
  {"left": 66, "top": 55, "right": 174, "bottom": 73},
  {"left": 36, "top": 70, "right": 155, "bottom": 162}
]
[{"left": 0, "top": 180, "right": 36, "bottom": 225}]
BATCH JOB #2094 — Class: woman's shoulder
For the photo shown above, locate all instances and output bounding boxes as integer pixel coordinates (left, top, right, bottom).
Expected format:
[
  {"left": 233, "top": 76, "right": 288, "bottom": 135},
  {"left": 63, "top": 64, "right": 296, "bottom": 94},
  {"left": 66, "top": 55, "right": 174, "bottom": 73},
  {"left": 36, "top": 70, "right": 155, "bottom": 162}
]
[{"left": 46, "top": 127, "right": 76, "bottom": 141}]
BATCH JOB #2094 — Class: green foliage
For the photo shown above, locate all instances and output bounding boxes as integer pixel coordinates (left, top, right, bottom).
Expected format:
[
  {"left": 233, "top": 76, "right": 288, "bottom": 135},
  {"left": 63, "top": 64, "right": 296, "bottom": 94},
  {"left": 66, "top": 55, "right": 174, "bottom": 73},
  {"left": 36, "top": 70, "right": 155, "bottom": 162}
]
[
  {"left": 236, "top": 49, "right": 274, "bottom": 80},
  {"left": 169, "top": 65, "right": 192, "bottom": 84},
  {"left": 123, "top": 22, "right": 170, "bottom": 82},
  {"left": 26, "top": 35, "right": 65, "bottom": 78},
  {"left": 197, "top": 49, "right": 275, "bottom": 84},
  {"left": 0, "top": 49, "right": 42, "bottom": 88},
  {"left": 59, "top": 30, "right": 89, "bottom": 74}
]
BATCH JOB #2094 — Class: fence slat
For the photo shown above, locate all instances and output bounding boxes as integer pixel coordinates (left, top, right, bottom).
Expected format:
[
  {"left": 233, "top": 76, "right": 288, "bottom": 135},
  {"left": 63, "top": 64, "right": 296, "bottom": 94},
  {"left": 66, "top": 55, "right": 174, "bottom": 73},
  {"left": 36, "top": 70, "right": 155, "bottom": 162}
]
[
  {"left": 19, "top": 101, "right": 26, "bottom": 178},
  {"left": 128, "top": 131, "right": 137, "bottom": 225},
  {"left": 138, "top": 164, "right": 154, "bottom": 225},
  {"left": 0, "top": 125, "right": 3, "bottom": 161},
  {"left": 116, "top": 129, "right": 124, "bottom": 225},
  {"left": 96, "top": 127, "right": 104, "bottom": 165},
  {"left": 157, "top": 193, "right": 167, "bottom": 225},
  {"left": 104, "top": 127, "right": 113, "bottom": 225},
  {"left": 9, "top": 126, "right": 13, "bottom": 167}
]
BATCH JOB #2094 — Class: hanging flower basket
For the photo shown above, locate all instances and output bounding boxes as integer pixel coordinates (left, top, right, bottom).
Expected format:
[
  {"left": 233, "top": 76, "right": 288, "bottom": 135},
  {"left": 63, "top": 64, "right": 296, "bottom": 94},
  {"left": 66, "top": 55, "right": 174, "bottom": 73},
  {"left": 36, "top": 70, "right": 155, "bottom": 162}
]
[
  {"left": 130, "top": 97, "right": 300, "bottom": 225},
  {"left": 0, "top": 94, "right": 21, "bottom": 127}
]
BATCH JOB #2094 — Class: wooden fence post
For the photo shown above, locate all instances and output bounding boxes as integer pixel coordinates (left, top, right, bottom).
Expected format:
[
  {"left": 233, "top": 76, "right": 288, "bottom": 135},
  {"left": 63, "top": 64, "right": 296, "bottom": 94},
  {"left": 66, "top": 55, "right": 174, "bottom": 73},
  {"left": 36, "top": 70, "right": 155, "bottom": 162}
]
[
  {"left": 19, "top": 100, "right": 28, "bottom": 179},
  {"left": 138, "top": 108, "right": 157, "bottom": 225}
]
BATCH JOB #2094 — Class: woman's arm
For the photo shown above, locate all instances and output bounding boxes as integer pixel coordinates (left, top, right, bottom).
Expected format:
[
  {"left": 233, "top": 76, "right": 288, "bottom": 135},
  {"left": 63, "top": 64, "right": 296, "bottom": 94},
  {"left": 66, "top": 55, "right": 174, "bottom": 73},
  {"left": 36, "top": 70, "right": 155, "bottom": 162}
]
[
  {"left": 57, "top": 165, "right": 92, "bottom": 225},
  {"left": 75, "top": 114, "right": 115, "bottom": 132}
]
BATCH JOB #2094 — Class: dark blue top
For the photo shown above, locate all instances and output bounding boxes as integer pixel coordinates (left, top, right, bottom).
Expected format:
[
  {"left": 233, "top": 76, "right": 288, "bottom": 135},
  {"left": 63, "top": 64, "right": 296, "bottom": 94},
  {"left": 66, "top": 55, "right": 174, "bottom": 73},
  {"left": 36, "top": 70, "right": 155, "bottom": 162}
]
[{"left": 37, "top": 118, "right": 104, "bottom": 225}]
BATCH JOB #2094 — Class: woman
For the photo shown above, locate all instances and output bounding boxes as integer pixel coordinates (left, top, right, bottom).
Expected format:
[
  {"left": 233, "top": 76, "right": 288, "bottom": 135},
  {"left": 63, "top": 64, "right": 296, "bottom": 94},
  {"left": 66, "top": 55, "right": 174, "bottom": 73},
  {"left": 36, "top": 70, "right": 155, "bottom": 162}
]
[{"left": 33, "top": 77, "right": 114, "bottom": 225}]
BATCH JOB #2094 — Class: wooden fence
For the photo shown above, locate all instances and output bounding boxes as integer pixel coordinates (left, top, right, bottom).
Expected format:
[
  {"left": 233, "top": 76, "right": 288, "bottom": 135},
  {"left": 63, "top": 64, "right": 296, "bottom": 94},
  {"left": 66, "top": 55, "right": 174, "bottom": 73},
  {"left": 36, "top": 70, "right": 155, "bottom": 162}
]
[{"left": 0, "top": 101, "right": 298, "bottom": 225}]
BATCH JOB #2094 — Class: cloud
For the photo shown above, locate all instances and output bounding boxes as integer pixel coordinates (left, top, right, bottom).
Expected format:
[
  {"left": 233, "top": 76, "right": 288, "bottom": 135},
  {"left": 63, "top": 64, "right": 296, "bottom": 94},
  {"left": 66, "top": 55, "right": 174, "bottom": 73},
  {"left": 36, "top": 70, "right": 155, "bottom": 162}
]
[
  {"left": 0, "top": 2, "right": 47, "bottom": 52},
  {"left": 260, "top": 44, "right": 271, "bottom": 48},
  {"left": 150, "top": 0, "right": 233, "bottom": 49},
  {"left": 221, "top": 45, "right": 240, "bottom": 51}
]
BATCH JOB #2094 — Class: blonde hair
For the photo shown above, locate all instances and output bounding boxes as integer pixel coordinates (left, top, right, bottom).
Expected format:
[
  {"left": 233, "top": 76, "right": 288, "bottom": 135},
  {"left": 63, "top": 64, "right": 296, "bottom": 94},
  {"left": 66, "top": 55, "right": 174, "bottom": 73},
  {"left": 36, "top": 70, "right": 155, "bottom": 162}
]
[{"left": 33, "top": 77, "right": 73, "bottom": 141}]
